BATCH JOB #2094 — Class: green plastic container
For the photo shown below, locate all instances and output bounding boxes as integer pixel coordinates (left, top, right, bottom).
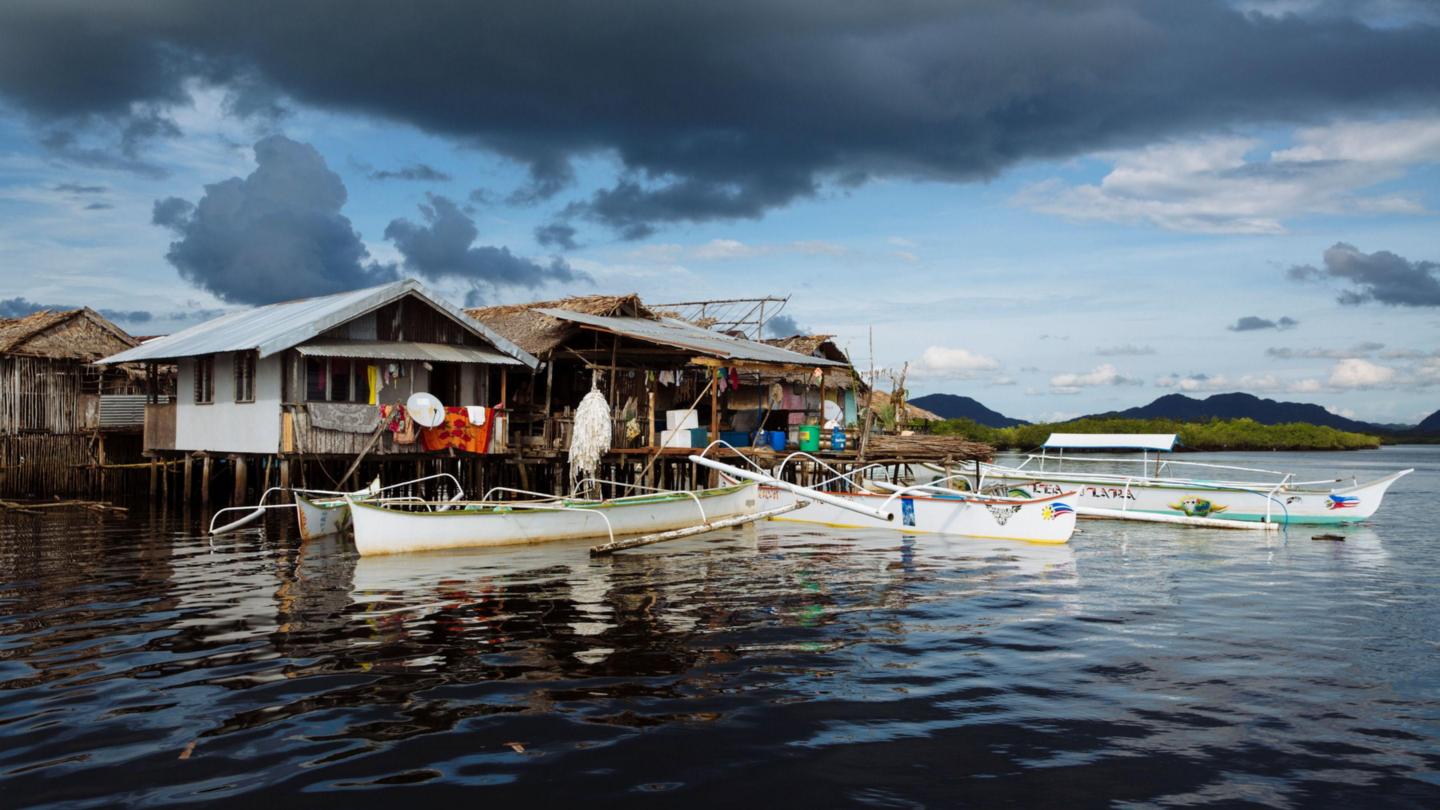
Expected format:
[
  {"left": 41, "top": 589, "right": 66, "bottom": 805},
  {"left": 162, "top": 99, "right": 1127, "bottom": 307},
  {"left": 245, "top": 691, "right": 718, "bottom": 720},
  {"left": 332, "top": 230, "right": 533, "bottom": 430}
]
[{"left": 798, "top": 424, "right": 821, "bottom": 452}]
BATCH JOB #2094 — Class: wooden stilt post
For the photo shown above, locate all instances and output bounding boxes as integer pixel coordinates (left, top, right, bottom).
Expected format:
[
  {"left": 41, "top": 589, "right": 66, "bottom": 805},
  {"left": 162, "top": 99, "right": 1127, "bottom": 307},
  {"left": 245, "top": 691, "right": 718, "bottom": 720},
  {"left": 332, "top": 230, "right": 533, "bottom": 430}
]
[
  {"left": 708, "top": 370, "right": 720, "bottom": 487},
  {"left": 279, "top": 456, "right": 291, "bottom": 500},
  {"left": 149, "top": 458, "right": 158, "bottom": 500},
  {"left": 183, "top": 454, "right": 193, "bottom": 505},
  {"left": 233, "top": 455, "right": 248, "bottom": 505},
  {"left": 201, "top": 455, "right": 212, "bottom": 506}
]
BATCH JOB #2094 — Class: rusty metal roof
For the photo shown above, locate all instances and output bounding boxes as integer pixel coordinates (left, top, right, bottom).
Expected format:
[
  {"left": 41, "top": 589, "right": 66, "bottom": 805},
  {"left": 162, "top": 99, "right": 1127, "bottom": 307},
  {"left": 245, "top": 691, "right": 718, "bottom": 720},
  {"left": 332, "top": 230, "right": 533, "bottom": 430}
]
[{"left": 535, "top": 309, "right": 846, "bottom": 367}]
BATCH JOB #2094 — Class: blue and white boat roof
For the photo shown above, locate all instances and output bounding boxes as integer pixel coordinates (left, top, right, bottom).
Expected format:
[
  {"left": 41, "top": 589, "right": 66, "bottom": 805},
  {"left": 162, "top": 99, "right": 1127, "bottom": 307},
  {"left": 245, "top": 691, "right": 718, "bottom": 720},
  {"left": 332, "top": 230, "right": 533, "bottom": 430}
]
[{"left": 1042, "top": 433, "right": 1178, "bottom": 451}]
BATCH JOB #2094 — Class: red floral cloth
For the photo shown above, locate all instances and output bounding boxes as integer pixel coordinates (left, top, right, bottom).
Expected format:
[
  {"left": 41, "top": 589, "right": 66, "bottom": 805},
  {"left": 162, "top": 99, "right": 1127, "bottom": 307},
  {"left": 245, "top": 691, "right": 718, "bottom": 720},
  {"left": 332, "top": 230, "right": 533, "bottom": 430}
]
[{"left": 420, "top": 407, "right": 494, "bottom": 454}]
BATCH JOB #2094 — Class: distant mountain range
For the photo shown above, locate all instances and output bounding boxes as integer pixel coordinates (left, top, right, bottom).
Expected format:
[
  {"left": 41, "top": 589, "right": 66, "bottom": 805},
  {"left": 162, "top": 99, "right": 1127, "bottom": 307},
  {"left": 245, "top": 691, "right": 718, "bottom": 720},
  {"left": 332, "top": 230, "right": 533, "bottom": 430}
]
[
  {"left": 911, "top": 391, "right": 1440, "bottom": 435},
  {"left": 907, "top": 393, "right": 1029, "bottom": 427},
  {"left": 1418, "top": 408, "right": 1440, "bottom": 434},
  {"left": 1094, "top": 392, "right": 1387, "bottom": 433}
]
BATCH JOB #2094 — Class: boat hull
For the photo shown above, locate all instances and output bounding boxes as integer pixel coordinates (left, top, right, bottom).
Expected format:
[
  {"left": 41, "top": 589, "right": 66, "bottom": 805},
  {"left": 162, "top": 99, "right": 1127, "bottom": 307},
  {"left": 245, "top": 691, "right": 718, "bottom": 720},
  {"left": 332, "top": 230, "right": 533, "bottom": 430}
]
[
  {"left": 295, "top": 494, "right": 351, "bottom": 540},
  {"left": 971, "top": 467, "right": 1410, "bottom": 525},
  {"left": 759, "top": 485, "right": 1076, "bottom": 544},
  {"left": 349, "top": 482, "right": 762, "bottom": 556}
]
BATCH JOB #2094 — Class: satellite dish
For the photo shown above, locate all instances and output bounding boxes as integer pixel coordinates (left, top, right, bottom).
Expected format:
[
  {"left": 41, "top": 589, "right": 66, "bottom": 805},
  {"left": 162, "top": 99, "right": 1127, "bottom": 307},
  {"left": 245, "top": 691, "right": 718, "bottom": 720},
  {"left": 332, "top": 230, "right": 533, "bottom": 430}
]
[
  {"left": 406, "top": 392, "right": 446, "bottom": 428},
  {"left": 822, "top": 400, "right": 844, "bottom": 423}
]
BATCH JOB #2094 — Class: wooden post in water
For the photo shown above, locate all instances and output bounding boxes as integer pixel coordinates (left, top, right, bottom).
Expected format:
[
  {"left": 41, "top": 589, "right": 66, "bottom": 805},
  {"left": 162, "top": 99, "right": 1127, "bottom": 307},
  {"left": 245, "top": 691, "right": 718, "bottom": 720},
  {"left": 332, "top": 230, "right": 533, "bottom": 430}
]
[
  {"left": 183, "top": 454, "right": 193, "bottom": 505},
  {"left": 201, "top": 455, "right": 212, "bottom": 506},
  {"left": 279, "top": 456, "right": 290, "bottom": 500},
  {"left": 149, "top": 457, "right": 158, "bottom": 500},
  {"left": 233, "top": 455, "right": 247, "bottom": 505}
]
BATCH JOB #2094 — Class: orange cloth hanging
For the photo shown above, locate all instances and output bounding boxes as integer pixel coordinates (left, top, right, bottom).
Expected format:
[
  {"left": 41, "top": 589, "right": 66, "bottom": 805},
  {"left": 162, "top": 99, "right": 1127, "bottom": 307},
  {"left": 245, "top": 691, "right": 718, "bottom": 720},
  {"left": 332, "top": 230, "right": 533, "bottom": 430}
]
[{"left": 421, "top": 407, "right": 491, "bottom": 454}]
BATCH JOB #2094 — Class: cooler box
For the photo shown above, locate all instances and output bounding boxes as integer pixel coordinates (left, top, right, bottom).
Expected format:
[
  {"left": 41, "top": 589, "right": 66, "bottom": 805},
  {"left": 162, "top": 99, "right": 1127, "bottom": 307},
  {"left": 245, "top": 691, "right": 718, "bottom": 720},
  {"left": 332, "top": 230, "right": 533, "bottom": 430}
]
[
  {"left": 720, "top": 430, "right": 751, "bottom": 447},
  {"left": 667, "top": 409, "right": 700, "bottom": 431},
  {"left": 658, "top": 428, "right": 691, "bottom": 449},
  {"left": 690, "top": 427, "right": 711, "bottom": 448}
]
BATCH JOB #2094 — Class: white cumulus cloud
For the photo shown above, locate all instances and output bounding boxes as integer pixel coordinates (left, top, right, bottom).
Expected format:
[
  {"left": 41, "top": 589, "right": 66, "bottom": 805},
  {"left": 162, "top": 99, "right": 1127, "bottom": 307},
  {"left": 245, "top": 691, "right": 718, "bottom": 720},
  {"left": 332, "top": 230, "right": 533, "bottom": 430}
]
[
  {"left": 1328, "top": 358, "right": 1399, "bottom": 388},
  {"left": 914, "top": 346, "right": 1000, "bottom": 378}
]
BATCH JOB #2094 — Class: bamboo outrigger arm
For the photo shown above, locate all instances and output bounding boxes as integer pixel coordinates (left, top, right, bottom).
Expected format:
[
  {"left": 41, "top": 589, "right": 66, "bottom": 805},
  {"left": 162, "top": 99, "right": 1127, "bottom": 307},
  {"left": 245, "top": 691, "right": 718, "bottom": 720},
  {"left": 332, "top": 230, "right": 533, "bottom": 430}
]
[{"left": 688, "top": 455, "right": 894, "bottom": 522}]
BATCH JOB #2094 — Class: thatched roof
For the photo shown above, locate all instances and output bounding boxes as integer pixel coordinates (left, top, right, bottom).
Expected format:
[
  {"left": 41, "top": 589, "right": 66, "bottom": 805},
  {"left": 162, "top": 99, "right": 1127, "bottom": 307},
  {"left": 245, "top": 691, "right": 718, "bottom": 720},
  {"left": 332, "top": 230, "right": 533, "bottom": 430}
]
[
  {"left": 763, "top": 334, "right": 848, "bottom": 361},
  {"left": 0, "top": 308, "right": 137, "bottom": 362},
  {"left": 466, "top": 294, "right": 653, "bottom": 356}
]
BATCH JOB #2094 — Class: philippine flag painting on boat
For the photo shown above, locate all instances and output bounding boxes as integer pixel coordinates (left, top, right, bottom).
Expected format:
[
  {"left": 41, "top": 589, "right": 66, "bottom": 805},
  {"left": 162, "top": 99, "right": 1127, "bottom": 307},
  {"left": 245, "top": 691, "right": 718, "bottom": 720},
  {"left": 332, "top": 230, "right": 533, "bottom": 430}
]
[
  {"left": 1042, "top": 502, "right": 1074, "bottom": 521},
  {"left": 1326, "top": 494, "right": 1361, "bottom": 510}
]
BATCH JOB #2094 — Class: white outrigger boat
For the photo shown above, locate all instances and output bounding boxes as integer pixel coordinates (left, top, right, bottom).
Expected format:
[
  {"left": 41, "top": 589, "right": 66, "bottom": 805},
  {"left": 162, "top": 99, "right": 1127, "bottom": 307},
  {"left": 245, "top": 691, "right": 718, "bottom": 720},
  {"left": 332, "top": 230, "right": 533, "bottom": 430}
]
[
  {"left": 691, "top": 453, "right": 1077, "bottom": 545},
  {"left": 209, "top": 473, "right": 466, "bottom": 539},
  {"left": 347, "top": 479, "right": 780, "bottom": 556},
  {"left": 925, "top": 433, "right": 1411, "bottom": 527}
]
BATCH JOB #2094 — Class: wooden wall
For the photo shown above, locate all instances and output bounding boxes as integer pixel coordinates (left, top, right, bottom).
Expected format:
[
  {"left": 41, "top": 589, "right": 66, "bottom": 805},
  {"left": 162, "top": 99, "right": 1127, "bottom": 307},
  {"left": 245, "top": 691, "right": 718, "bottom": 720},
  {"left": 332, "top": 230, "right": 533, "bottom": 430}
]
[{"left": 0, "top": 356, "right": 84, "bottom": 434}]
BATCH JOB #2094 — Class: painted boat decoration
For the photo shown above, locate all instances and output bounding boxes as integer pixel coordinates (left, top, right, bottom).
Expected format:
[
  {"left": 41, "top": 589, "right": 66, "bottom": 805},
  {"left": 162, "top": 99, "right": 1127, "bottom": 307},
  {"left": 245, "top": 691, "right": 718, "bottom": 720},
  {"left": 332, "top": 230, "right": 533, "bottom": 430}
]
[
  {"left": 926, "top": 432, "right": 1412, "bottom": 526},
  {"left": 348, "top": 481, "right": 762, "bottom": 557}
]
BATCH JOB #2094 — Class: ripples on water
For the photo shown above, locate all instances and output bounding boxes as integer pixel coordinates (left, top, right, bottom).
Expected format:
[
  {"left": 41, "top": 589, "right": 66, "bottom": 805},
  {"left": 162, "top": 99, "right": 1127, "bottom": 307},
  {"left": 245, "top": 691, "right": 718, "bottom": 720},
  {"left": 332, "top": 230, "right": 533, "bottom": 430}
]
[{"left": 1, "top": 448, "right": 1437, "bottom": 807}]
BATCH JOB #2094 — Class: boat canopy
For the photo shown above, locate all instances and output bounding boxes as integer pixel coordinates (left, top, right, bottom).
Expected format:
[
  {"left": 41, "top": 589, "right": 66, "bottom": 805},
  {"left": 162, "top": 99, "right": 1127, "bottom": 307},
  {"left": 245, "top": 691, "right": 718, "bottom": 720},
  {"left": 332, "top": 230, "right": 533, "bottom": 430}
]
[{"left": 1042, "top": 433, "right": 1178, "bottom": 451}]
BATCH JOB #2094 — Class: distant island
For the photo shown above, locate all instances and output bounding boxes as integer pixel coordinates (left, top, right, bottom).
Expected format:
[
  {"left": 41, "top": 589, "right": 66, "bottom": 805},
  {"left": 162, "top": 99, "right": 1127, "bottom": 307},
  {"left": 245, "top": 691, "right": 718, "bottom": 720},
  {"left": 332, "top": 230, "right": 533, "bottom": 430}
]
[{"left": 904, "top": 392, "right": 1440, "bottom": 451}]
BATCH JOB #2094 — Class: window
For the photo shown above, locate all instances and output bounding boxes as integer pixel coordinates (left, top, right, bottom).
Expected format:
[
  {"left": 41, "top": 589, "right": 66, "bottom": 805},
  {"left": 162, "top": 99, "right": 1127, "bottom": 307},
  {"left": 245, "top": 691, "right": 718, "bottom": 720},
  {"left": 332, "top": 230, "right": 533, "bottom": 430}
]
[
  {"left": 330, "top": 358, "right": 353, "bottom": 403},
  {"left": 234, "top": 351, "right": 256, "bottom": 403},
  {"left": 194, "top": 356, "right": 214, "bottom": 404},
  {"left": 304, "top": 357, "right": 369, "bottom": 402}
]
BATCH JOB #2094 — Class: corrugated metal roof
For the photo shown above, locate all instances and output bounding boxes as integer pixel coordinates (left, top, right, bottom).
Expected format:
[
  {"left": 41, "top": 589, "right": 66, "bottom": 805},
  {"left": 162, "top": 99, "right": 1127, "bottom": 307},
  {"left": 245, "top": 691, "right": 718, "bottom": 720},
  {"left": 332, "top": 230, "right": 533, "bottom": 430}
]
[
  {"left": 294, "top": 340, "right": 523, "bottom": 365},
  {"left": 97, "top": 279, "right": 537, "bottom": 368},
  {"left": 535, "top": 309, "right": 846, "bottom": 367}
]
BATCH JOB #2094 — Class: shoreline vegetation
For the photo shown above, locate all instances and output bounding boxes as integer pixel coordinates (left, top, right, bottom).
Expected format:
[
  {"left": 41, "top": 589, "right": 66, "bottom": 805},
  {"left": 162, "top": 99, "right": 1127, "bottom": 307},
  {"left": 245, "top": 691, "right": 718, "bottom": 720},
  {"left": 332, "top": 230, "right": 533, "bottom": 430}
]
[{"left": 925, "top": 416, "right": 1384, "bottom": 452}]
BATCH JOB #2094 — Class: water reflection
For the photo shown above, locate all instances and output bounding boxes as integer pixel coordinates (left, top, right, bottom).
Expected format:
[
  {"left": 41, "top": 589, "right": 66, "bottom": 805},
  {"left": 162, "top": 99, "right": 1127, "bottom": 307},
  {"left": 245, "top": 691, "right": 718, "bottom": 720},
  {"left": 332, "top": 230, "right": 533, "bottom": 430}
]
[{"left": 0, "top": 449, "right": 1437, "bottom": 807}]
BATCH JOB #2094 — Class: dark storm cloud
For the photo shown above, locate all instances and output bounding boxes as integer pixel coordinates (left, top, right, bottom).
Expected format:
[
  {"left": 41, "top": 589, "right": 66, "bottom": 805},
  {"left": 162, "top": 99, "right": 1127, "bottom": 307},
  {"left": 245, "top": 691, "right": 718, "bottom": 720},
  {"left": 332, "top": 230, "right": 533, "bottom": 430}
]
[
  {"left": 3, "top": 2, "right": 1440, "bottom": 234},
  {"left": 368, "top": 163, "right": 452, "bottom": 182},
  {"left": 153, "top": 134, "right": 396, "bottom": 305},
  {"left": 534, "top": 223, "right": 579, "bottom": 251},
  {"left": 765, "top": 313, "right": 807, "bottom": 338},
  {"left": 1229, "top": 315, "right": 1299, "bottom": 331},
  {"left": 384, "top": 194, "right": 582, "bottom": 288},
  {"left": 1287, "top": 242, "right": 1440, "bottom": 307}
]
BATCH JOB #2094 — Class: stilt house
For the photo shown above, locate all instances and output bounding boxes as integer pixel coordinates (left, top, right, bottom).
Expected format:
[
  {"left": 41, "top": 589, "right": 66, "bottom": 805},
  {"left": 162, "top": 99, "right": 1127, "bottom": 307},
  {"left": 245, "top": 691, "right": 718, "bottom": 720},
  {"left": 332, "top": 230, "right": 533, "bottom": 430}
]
[
  {"left": 466, "top": 295, "right": 856, "bottom": 453},
  {"left": 100, "top": 279, "right": 537, "bottom": 459},
  {"left": 0, "top": 308, "right": 146, "bottom": 495}
]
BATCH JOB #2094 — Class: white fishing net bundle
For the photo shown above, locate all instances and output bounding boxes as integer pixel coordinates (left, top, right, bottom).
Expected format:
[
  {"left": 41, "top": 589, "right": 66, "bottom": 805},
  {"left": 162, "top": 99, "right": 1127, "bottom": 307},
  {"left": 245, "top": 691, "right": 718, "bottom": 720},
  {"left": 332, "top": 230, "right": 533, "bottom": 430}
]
[{"left": 569, "top": 384, "right": 612, "bottom": 490}]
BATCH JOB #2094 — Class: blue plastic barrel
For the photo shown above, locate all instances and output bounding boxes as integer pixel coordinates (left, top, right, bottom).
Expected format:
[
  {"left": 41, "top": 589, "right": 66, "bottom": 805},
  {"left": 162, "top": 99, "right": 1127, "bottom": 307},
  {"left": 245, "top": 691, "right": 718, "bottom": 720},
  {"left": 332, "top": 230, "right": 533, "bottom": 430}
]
[{"left": 769, "top": 430, "right": 786, "bottom": 451}]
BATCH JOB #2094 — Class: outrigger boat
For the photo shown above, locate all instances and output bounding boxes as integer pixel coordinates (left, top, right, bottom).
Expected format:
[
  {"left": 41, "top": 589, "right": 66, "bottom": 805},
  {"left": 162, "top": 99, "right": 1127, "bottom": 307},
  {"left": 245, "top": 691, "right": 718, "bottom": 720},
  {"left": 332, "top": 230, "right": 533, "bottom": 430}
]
[
  {"left": 690, "top": 453, "right": 1078, "bottom": 545},
  {"left": 346, "top": 478, "right": 783, "bottom": 556},
  {"left": 209, "top": 473, "right": 466, "bottom": 539},
  {"left": 924, "top": 433, "right": 1411, "bottom": 526}
]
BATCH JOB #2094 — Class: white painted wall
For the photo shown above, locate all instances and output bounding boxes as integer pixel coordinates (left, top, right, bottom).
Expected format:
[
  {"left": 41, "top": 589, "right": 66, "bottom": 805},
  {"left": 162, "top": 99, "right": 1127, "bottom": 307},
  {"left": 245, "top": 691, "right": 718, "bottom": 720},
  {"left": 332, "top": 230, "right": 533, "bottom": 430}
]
[{"left": 174, "top": 353, "right": 283, "bottom": 453}]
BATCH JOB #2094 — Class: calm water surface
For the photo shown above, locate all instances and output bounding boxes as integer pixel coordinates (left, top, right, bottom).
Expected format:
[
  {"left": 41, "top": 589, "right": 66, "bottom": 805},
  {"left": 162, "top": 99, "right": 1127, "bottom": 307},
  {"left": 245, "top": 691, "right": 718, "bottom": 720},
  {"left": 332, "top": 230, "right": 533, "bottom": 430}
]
[{"left": 2, "top": 447, "right": 1438, "bottom": 807}]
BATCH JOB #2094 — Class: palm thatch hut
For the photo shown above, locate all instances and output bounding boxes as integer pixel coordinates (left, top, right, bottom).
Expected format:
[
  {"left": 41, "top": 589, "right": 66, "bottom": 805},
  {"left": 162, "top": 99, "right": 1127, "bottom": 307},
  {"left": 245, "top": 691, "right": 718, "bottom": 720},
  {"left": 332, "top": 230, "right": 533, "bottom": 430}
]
[{"left": 0, "top": 308, "right": 148, "bottom": 496}]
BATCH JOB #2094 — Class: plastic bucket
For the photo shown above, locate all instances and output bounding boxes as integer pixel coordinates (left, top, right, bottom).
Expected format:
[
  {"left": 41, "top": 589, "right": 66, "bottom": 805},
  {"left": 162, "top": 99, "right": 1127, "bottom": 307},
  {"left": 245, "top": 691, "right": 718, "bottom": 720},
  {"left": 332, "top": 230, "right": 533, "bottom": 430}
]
[
  {"left": 768, "top": 430, "right": 786, "bottom": 451},
  {"left": 799, "top": 425, "right": 821, "bottom": 452}
]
